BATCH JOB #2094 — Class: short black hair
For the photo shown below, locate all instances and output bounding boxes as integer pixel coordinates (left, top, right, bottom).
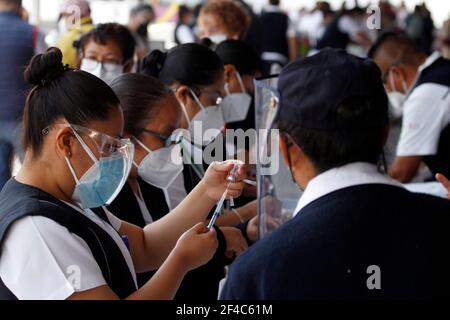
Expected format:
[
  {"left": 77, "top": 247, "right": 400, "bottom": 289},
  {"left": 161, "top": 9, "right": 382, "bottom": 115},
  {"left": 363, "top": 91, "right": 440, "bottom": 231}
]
[
  {"left": 215, "top": 39, "right": 262, "bottom": 76},
  {"left": 77, "top": 23, "right": 136, "bottom": 63},
  {"left": 178, "top": 5, "right": 191, "bottom": 21},
  {"left": 23, "top": 47, "right": 120, "bottom": 157},
  {"left": 368, "top": 31, "right": 424, "bottom": 66},
  {"left": 278, "top": 96, "right": 387, "bottom": 173}
]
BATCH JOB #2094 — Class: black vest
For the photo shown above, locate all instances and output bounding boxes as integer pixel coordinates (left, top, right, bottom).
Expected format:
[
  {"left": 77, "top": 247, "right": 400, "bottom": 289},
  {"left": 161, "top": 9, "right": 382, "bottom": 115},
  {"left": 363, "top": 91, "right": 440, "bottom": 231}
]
[
  {"left": 108, "top": 178, "right": 169, "bottom": 228},
  {"left": 412, "top": 56, "right": 450, "bottom": 177},
  {"left": 0, "top": 179, "right": 136, "bottom": 300},
  {"left": 260, "top": 11, "right": 289, "bottom": 58},
  {"left": 316, "top": 15, "right": 350, "bottom": 50},
  {"left": 107, "top": 178, "right": 169, "bottom": 289}
]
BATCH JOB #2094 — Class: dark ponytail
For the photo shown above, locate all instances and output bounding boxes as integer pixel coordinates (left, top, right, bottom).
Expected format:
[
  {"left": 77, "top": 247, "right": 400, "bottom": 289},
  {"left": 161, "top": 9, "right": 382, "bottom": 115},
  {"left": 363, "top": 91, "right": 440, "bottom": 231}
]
[
  {"left": 141, "top": 50, "right": 167, "bottom": 79},
  {"left": 141, "top": 43, "right": 224, "bottom": 90},
  {"left": 23, "top": 47, "right": 120, "bottom": 157}
]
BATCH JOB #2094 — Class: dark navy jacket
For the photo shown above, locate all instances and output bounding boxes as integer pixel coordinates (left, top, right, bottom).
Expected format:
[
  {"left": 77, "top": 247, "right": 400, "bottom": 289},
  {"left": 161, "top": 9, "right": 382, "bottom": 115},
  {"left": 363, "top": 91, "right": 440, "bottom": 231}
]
[
  {"left": 221, "top": 184, "right": 448, "bottom": 300},
  {"left": 0, "top": 11, "right": 34, "bottom": 121}
]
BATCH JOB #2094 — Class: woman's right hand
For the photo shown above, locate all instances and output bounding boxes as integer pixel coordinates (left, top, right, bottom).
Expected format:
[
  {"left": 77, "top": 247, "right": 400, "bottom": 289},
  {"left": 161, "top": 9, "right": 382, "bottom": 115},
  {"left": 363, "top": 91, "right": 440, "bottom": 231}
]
[{"left": 173, "top": 222, "right": 218, "bottom": 272}]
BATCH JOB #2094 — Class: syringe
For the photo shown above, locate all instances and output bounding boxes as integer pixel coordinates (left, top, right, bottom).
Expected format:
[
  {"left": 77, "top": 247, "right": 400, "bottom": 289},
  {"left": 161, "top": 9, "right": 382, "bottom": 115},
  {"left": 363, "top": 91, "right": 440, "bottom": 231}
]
[{"left": 207, "top": 163, "right": 241, "bottom": 229}]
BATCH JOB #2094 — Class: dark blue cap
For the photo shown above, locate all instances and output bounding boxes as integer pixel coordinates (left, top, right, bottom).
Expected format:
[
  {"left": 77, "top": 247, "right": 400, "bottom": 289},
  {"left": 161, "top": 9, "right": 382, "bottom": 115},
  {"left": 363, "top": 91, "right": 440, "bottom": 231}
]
[{"left": 277, "top": 48, "right": 388, "bottom": 131}]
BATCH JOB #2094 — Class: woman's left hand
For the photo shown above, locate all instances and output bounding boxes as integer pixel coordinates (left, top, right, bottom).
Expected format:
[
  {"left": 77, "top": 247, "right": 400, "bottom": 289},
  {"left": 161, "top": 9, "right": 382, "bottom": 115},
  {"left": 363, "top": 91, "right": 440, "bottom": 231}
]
[{"left": 202, "top": 161, "right": 245, "bottom": 202}]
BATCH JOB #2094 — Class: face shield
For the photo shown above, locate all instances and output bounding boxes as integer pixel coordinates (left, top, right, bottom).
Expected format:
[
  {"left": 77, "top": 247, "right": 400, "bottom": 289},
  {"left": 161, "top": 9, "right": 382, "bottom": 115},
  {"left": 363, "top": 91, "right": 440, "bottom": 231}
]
[
  {"left": 254, "top": 76, "right": 303, "bottom": 239},
  {"left": 48, "top": 123, "right": 134, "bottom": 208}
]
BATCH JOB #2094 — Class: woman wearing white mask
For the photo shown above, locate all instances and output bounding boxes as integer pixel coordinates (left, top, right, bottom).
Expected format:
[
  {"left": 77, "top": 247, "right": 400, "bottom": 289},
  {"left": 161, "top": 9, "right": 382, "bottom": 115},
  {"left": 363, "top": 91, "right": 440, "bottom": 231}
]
[
  {"left": 0, "top": 48, "right": 245, "bottom": 300},
  {"left": 216, "top": 39, "right": 262, "bottom": 130},
  {"left": 107, "top": 73, "right": 249, "bottom": 298},
  {"left": 141, "top": 44, "right": 257, "bottom": 226},
  {"left": 75, "top": 23, "right": 135, "bottom": 84}
]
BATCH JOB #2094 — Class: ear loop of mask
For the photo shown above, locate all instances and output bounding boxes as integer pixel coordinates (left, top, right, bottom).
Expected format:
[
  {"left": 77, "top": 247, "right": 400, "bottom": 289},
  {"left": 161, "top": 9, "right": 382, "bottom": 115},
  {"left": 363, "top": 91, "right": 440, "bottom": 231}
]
[
  {"left": 235, "top": 71, "right": 247, "bottom": 94},
  {"left": 179, "top": 101, "right": 191, "bottom": 126},
  {"left": 189, "top": 88, "right": 206, "bottom": 110},
  {"left": 389, "top": 69, "right": 408, "bottom": 93},
  {"left": 224, "top": 71, "right": 247, "bottom": 96},
  {"left": 64, "top": 128, "right": 98, "bottom": 184},
  {"left": 132, "top": 136, "right": 153, "bottom": 168}
]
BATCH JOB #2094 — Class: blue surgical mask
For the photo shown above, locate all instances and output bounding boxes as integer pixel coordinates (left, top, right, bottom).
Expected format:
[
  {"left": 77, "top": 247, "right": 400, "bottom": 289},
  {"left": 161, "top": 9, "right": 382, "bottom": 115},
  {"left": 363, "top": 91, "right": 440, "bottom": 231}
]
[{"left": 65, "top": 126, "right": 134, "bottom": 209}]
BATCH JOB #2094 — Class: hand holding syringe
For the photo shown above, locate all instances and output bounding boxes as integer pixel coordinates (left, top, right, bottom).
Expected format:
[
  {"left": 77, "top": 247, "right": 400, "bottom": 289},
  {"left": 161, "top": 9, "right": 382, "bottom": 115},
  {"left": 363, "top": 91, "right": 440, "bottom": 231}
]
[{"left": 207, "top": 162, "right": 242, "bottom": 229}]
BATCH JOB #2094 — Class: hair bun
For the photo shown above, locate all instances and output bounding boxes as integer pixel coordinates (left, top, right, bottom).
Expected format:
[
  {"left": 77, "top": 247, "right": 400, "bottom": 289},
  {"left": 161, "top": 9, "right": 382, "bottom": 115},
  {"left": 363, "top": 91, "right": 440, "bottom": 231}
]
[
  {"left": 141, "top": 49, "right": 167, "bottom": 78},
  {"left": 24, "top": 47, "right": 66, "bottom": 86}
]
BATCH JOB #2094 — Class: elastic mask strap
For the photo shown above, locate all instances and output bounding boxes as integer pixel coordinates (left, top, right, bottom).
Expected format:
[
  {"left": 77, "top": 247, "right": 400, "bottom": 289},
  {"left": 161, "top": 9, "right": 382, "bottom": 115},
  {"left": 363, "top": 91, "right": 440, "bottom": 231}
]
[
  {"left": 132, "top": 137, "right": 152, "bottom": 168},
  {"left": 179, "top": 101, "right": 191, "bottom": 126},
  {"left": 189, "top": 88, "right": 206, "bottom": 111},
  {"left": 65, "top": 156, "right": 80, "bottom": 184},
  {"left": 388, "top": 72, "right": 398, "bottom": 93},
  {"left": 71, "top": 128, "right": 98, "bottom": 163},
  {"left": 236, "top": 71, "right": 247, "bottom": 94},
  {"left": 224, "top": 83, "right": 231, "bottom": 96}
]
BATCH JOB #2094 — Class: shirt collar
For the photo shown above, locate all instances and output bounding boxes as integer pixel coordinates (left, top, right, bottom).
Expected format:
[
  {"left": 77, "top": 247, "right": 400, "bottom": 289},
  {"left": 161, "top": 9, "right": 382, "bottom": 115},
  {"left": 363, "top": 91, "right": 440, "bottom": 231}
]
[
  {"left": 418, "top": 51, "right": 441, "bottom": 73},
  {"left": 406, "top": 51, "right": 442, "bottom": 97},
  {"left": 293, "top": 162, "right": 403, "bottom": 216}
]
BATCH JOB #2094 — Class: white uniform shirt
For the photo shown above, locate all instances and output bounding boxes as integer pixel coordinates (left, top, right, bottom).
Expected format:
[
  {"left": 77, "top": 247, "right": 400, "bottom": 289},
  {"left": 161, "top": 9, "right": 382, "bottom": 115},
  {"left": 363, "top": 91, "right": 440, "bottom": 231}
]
[
  {"left": 397, "top": 52, "right": 450, "bottom": 157},
  {"left": 294, "top": 162, "right": 403, "bottom": 216},
  {"left": 175, "top": 24, "right": 196, "bottom": 44},
  {"left": 0, "top": 202, "right": 137, "bottom": 300}
]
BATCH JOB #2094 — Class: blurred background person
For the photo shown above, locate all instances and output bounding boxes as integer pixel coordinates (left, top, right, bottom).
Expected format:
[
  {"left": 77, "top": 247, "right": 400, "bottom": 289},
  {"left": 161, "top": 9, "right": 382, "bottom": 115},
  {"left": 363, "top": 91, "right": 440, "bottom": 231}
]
[
  {"left": 406, "top": 4, "right": 434, "bottom": 55},
  {"left": 369, "top": 32, "right": 450, "bottom": 182},
  {"left": 259, "top": 0, "right": 297, "bottom": 75},
  {"left": 76, "top": 23, "right": 136, "bottom": 85},
  {"left": 197, "top": 0, "right": 250, "bottom": 45},
  {"left": 58, "top": 0, "right": 93, "bottom": 68},
  {"left": 297, "top": 1, "right": 334, "bottom": 52},
  {"left": 236, "top": 0, "right": 263, "bottom": 55},
  {"left": 174, "top": 4, "right": 195, "bottom": 45},
  {"left": 0, "top": 0, "right": 35, "bottom": 190},
  {"left": 128, "top": 3, "right": 154, "bottom": 60},
  {"left": 315, "top": 6, "right": 373, "bottom": 53}
]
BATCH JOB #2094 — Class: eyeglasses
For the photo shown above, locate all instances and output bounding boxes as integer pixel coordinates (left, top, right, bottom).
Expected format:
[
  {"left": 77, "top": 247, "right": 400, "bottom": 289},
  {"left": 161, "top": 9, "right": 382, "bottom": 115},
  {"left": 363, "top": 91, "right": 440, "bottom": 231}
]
[
  {"left": 194, "top": 88, "right": 223, "bottom": 106},
  {"left": 141, "top": 129, "right": 174, "bottom": 147},
  {"left": 81, "top": 58, "right": 122, "bottom": 72},
  {"left": 43, "top": 123, "right": 133, "bottom": 157}
]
